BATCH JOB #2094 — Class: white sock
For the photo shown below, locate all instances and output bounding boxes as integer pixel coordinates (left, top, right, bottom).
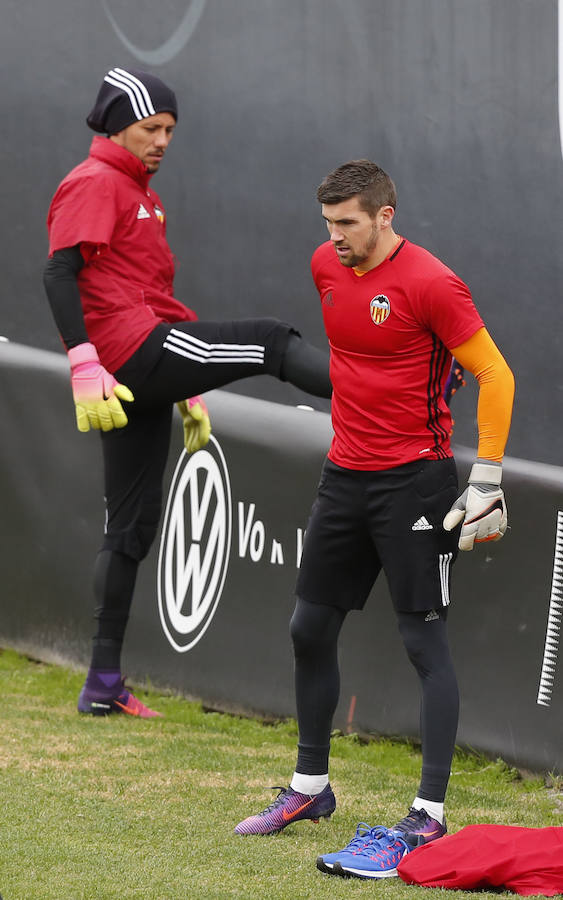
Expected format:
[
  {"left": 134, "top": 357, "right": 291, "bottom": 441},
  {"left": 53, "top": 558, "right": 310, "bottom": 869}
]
[
  {"left": 413, "top": 797, "right": 444, "bottom": 824},
  {"left": 290, "top": 772, "right": 329, "bottom": 795}
]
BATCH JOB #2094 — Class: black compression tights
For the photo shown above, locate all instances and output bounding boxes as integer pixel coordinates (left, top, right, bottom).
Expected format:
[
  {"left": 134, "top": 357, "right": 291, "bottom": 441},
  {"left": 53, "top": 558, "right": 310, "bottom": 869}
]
[
  {"left": 290, "top": 598, "right": 459, "bottom": 802},
  {"left": 90, "top": 550, "right": 139, "bottom": 670},
  {"left": 397, "top": 609, "right": 459, "bottom": 802},
  {"left": 279, "top": 333, "right": 332, "bottom": 398},
  {"left": 290, "top": 599, "right": 346, "bottom": 775}
]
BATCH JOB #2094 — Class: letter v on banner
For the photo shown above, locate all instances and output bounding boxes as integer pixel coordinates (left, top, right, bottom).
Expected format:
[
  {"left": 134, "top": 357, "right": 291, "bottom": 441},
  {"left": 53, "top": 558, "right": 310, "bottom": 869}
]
[
  {"left": 238, "top": 502, "right": 256, "bottom": 557},
  {"left": 237, "top": 501, "right": 266, "bottom": 561}
]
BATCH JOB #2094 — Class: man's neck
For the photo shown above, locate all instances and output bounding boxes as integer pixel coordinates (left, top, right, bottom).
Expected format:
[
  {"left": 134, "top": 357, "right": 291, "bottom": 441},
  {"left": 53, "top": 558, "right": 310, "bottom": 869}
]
[{"left": 355, "top": 230, "right": 401, "bottom": 274}]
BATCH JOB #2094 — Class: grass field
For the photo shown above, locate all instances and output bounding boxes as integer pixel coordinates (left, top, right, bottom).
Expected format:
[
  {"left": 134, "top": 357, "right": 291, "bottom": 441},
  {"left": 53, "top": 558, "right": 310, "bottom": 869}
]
[{"left": 1, "top": 647, "right": 561, "bottom": 900}]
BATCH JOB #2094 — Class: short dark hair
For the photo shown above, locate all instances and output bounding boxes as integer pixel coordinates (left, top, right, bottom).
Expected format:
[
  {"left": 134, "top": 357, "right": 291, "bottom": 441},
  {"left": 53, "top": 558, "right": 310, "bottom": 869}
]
[{"left": 316, "top": 159, "right": 397, "bottom": 217}]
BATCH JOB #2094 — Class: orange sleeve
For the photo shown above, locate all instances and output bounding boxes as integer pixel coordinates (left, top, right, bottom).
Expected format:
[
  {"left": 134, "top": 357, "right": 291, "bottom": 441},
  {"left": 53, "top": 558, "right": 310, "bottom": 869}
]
[{"left": 450, "top": 327, "right": 515, "bottom": 462}]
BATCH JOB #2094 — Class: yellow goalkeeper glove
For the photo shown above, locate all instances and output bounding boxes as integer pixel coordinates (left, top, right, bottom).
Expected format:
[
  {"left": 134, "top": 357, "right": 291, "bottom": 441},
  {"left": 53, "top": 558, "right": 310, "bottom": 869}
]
[
  {"left": 177, "top": 395, "right": 211, "bottom": 452},
  {"left": 67, "top": 342, "right": 134, "bottom": 432}
]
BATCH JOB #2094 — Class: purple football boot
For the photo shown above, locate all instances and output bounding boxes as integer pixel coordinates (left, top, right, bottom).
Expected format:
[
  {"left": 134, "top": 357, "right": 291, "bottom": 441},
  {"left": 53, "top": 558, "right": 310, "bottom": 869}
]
[
  {"left": 391, "top": 806, "right": 447, "bottom": 847},
  {"left": 235, "top": 784, "right": 336, "bottom": 835},
  {"left": 77, "top": 669, "right": 162, "bottom": 718}
]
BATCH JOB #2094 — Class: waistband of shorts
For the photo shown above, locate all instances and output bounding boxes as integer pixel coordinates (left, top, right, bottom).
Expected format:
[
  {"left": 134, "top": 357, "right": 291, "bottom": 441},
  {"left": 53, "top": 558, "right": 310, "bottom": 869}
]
[{"left": 325, "top": 456, "right": 456, "bottom": 478}]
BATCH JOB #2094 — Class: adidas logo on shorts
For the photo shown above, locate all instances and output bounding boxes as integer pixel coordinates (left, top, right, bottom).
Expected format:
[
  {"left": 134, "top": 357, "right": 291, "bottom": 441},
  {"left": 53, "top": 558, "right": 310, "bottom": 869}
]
[{"left": 412, "top": 516, "right": 433, "bottom": 531}]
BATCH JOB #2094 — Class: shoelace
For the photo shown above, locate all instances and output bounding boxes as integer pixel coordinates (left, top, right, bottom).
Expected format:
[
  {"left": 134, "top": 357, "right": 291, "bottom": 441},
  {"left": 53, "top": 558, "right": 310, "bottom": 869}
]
[
  {"left": 258, "top": 786, "right": 293, "bottom": 815},
  {"left": 350, "top": 826, "right": 409, "bottom": 859},
  {"left": 366, "top": 832, "right": 410, "bottom": 867},
  {"left": 393, "top": 807, "right": 428, "bottom": 834},
  {"left": 343, "top": 823, "right": 389, "bottom": 855}
]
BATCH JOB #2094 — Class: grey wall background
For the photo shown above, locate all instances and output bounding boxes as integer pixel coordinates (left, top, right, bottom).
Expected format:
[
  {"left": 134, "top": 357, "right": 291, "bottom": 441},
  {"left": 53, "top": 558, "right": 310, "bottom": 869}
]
[{"left": 1, "top": 0, "right": 561, "bottom": 463}]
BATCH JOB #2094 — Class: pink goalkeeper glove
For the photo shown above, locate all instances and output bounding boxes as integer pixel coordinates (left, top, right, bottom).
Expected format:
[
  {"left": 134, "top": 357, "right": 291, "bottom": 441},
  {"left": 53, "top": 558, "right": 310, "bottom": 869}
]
[
  {"left": 176, "top": 395, "right": 211, "bottom": 452},
  {"left": 67, "top": 342, "right": 134, "bottom": 432}
]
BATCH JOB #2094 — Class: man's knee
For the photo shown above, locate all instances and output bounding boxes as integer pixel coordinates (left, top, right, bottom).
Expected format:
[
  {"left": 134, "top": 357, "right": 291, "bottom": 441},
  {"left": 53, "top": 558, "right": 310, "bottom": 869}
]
[
  {"left": 398, "top": 610, "right": 451, "bottom": 676},
  {"left": 103, "top": 500, "right": 163, "bottom": 562},
  {"left": 290, "top": 596, "right": 345, "bottom": 657}
]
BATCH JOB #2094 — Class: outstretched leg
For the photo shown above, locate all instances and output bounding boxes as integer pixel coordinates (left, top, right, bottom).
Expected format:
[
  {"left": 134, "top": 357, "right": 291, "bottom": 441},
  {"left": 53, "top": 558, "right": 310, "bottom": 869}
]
[{"left": 118, "top": 319, "right": 331, "bottom": 404}]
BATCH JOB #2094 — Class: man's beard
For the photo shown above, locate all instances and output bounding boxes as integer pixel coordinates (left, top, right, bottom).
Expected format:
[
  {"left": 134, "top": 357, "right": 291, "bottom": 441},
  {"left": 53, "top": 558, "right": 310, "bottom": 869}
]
[{"left": 339, "top": 224, "right": 379, "bottom": 268}]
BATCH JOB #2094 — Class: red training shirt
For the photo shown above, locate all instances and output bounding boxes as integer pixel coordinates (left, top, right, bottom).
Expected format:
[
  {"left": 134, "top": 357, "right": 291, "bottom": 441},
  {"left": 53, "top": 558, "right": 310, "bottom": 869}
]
[
  {"left": 312, "top": 238, "right": 484, "bottom": 470},
  {"left": 46, "top": 136, "right": 197, "bottom": 372}
]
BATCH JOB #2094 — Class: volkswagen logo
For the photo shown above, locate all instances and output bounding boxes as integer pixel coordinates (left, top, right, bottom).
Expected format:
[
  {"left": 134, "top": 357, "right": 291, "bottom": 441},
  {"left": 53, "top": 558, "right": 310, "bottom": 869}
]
[{"left": 157, "top": 436, "right": 232, "bottom": 652}]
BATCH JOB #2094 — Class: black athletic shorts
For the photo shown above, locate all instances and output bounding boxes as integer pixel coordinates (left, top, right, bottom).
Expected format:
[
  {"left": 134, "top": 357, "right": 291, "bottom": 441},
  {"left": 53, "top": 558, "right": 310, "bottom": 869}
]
[{"left": 296, "top": 457, "right": 460, "bottom": 613}]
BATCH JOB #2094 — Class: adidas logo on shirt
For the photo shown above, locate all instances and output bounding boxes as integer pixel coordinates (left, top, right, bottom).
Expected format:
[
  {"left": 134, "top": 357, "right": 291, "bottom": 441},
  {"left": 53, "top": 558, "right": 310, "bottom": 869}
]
[
  {"left": 412, "top": 516, "right": 433, "bottom": 531},
  {"left": 425, "top": 610, "right": 440, "bottom": 622},
  {"left": 137, "top": 203, "right": 151, "bottom": 219}
]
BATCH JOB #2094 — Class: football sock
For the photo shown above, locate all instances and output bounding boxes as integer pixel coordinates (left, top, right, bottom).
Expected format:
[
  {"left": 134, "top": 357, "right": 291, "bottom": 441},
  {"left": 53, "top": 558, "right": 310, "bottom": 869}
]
[
  {"left": 290, "top": 772, "right": 329, "bottom": 795},
  {"left": 413, "top": 797, "right": 444, "bottom": 824},
  {"left": 90, "top": 639, "right": 123, "bottom": 672}
]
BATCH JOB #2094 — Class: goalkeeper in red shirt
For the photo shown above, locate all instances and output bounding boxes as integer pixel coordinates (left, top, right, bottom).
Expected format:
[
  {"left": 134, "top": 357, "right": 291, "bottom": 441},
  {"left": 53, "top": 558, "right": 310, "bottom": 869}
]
[
  {"left": 235, "top": 160, "right": 514, "bottom": 882},
  {"left": 43, "top": 67, "right": 331, "bottom": 719}
]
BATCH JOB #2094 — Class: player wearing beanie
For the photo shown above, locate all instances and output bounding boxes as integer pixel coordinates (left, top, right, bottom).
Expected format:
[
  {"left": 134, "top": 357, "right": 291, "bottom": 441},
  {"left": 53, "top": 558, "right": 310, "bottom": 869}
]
[{"left": 43, "top": 67, "right": 332, "bottom": 718}]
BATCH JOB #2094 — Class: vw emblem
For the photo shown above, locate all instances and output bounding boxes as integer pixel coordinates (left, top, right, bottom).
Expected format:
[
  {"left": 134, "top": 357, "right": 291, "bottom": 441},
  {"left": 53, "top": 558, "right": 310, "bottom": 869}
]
[{"left": 157, "top": 436, "right": 232, "bottom": 652}]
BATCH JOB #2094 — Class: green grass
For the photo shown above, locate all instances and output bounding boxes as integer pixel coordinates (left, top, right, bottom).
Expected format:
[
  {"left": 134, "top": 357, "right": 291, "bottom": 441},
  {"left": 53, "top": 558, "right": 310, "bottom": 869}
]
[{"left": 0, "top": 648, "right": 561, "bottom": 899}]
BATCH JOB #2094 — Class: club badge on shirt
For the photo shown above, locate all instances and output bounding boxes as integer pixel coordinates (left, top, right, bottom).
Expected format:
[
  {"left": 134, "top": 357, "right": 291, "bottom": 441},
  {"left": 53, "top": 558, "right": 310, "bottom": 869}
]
[{"left": 370, "top": 294, "right": 391, "bottom": 325}]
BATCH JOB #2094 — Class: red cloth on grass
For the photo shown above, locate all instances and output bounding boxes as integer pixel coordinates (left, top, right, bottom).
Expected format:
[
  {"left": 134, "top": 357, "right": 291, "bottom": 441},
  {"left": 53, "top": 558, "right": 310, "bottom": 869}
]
[{"left": 397, "top": 824, "right": 563, "bottom": 896}]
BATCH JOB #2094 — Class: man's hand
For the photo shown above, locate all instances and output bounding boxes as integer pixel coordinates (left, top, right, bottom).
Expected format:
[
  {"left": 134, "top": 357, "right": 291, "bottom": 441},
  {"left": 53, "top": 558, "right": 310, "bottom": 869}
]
[
  {"left": 67, "top": 342, "right": 134, "bottom": 432},
  {"left": 443, "top": 461, "right": 507, "bottom": 551},
  {"left": 177, "top": 396, "right": 211, "bottom": 453}
]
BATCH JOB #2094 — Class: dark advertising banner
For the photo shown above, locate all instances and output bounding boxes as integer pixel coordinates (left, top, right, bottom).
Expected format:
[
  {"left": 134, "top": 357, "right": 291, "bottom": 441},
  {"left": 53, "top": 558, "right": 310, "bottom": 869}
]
[{"left": 2, "top": 343, "right": 563, "bottom": 774}]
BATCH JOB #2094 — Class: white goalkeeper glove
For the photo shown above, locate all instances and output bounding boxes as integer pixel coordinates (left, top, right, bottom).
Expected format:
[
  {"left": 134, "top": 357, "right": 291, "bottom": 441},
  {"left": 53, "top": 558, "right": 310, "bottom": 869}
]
[{"left": 443, "top": 460, "right": 507, "bottom": 551}]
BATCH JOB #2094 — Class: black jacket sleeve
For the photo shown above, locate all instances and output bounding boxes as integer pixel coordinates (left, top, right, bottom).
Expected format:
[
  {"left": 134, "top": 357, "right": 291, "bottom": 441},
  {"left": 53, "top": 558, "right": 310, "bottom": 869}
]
[{"left": 43, "top": 246, "right": 89, "bottom": 350}]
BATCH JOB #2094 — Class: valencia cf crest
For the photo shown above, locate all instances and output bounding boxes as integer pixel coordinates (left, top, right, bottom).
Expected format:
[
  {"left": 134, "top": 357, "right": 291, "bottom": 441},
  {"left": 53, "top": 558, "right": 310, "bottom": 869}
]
[{"left": 370, "top": 294, "right": 391, "bottom": 325}]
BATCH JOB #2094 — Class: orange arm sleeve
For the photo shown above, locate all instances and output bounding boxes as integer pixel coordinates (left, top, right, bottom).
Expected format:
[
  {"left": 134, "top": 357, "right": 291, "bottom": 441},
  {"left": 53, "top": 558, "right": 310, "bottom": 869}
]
[{"left": 450, "top": 327, "right": 515, "bottom": 462}]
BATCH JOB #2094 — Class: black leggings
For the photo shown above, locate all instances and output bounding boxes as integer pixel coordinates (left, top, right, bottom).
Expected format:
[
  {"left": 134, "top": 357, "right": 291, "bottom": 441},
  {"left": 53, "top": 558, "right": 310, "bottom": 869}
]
[{"left": 290, "top": 598, "right": 459, "bottom": 802}]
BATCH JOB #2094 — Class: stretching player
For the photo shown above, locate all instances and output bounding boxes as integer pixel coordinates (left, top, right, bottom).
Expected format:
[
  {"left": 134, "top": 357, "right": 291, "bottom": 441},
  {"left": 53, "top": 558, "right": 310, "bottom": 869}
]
[
  {"left": 235, "top": 160, "right": 514, "bottom": 880},
  {"left": 43, "top": 68, "right": 331, "bottom": 718}
]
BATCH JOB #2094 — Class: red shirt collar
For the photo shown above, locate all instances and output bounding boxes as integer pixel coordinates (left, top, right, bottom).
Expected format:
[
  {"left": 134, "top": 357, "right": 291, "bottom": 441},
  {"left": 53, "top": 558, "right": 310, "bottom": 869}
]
[{"left": 89, "top": 136, "right": 152, "bottom": 190}]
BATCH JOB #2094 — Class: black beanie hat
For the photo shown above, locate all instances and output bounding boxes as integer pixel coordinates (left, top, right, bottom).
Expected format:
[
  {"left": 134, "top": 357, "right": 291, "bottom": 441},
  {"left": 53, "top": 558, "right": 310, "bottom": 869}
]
[{"left": 86, "top": 67, "right": 178, "bottom": 135}]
